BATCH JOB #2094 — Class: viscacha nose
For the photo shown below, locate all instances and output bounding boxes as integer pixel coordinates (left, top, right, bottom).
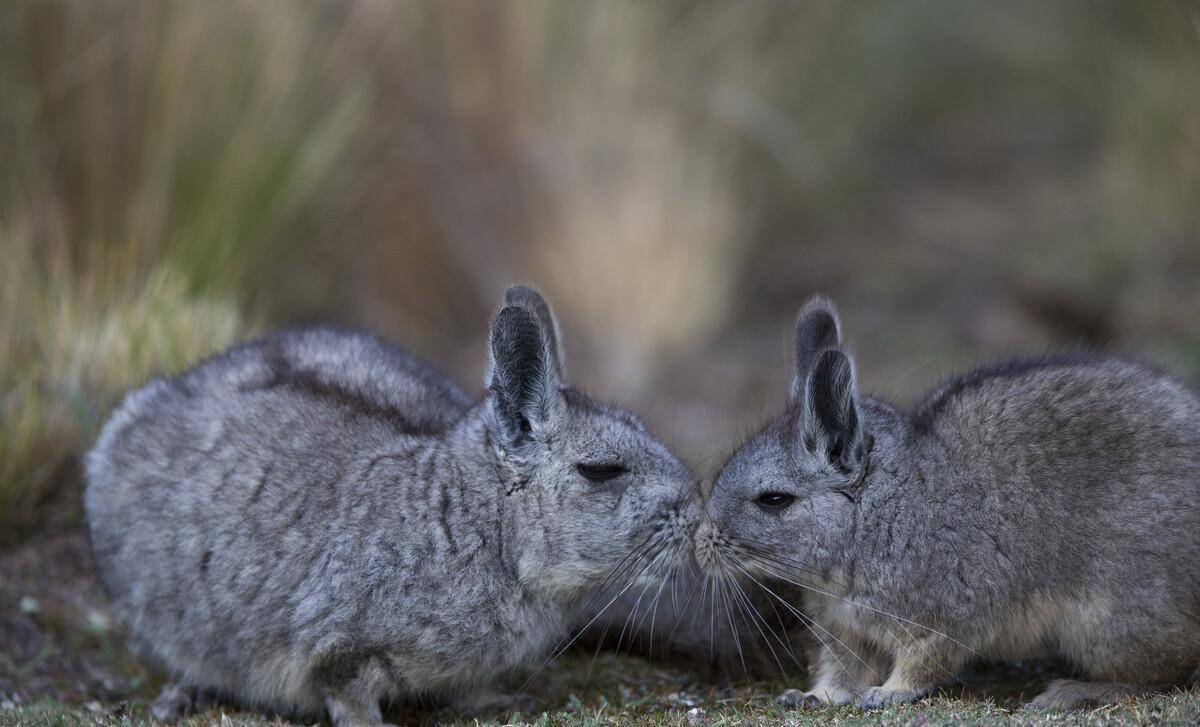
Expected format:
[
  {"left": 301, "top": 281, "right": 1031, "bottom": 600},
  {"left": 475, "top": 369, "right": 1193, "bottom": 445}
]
[{"left": 692, "top": 518, "right": 721, "bottom": 569}]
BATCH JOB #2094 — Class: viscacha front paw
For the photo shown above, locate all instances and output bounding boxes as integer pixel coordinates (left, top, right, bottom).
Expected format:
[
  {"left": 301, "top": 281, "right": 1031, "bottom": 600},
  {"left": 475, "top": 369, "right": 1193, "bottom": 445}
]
[
  {"left": 776, "top": 689, "right": 823, "bottom": 709},
  {"left": 857, "top": 686, "right": 924, "bottom": 710}
]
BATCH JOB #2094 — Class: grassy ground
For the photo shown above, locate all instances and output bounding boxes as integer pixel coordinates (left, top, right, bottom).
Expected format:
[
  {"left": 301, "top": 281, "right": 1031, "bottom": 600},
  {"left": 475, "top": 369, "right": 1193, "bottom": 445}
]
[
  {"left": 4, "top": 533, "right": 1199, "bottom": 727},
  {"left": 4, "top": 660, "right": 1200, "bottom": 726}
]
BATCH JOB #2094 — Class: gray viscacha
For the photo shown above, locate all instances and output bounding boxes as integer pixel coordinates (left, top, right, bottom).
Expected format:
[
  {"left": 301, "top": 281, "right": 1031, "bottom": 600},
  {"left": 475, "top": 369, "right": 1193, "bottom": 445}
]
[
  {"left": 85, "top": 286, "right": 699, "bottom": 725},
  {"left": 696, "top": 296, "right": 1200, "bottom": 710}
]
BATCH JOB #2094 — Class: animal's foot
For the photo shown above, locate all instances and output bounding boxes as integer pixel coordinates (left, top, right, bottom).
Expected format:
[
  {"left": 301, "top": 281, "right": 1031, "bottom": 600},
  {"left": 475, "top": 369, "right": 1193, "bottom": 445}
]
[
  {"left": 151, "top": 682, "right": 195, "bottom": 721},
  {"left": 776, "top": 689, "right": 822, "bottom": 709},
  {"left": 326, "top": 693, "right": 393, "bottom": 726},
  {"left": 857, "top": 686, "right": 924, "bottom": 710},
  {"left": 1027, "top": 679, "right": 1142, "bottom": 710},
  {"left": 777, "top": 686, "right": 856, "bottom": 708}
]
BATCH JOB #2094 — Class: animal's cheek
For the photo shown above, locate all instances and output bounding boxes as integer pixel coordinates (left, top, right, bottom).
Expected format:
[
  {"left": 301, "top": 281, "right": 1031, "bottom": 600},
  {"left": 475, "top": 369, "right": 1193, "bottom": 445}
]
[
  {"left": 772, "top": 499, "right": 810, "bottom": 523},
  {"left": 701, "top": 486, "right": 745, "bottom": 523}
]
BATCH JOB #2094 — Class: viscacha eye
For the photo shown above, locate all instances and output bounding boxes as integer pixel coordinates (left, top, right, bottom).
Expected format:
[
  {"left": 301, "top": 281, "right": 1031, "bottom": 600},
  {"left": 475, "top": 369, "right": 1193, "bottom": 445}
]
[
  {"left": 576, "top": 463, "right": 628, "bottom": 483},
  {"left": 755, "top": 492, "right": 795, "bottom": 511}
]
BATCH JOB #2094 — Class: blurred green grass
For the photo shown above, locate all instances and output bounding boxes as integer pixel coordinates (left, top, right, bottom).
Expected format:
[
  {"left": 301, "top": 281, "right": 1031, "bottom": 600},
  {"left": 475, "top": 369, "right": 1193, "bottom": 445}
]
[{"left": 0, "top": 0, "right": 363, "bottom": 542}]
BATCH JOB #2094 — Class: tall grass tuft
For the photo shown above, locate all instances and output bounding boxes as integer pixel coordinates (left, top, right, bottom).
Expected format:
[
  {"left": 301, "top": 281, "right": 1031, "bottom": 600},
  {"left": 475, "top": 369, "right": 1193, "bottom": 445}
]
[
  {"left": 0, "top": 246, "right": 246, "bottom": 543},
  {"left": 0, "top": 0, "right": 365, "bottom": 543}
]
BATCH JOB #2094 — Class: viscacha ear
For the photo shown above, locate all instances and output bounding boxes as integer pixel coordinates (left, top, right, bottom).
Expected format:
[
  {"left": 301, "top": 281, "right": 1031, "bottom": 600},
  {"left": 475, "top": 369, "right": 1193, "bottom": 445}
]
[
  {"left": 503, "top": 284, "right": 565, "bottom": 378},
  {"left": 790, "top": 295, "right": 842, "bottom": 402},
  {"left": 485, "top": 305, "right": 562, "bottom": 449},
  {"left": 803, "top": 348, "right": 864, "bottom": 473}
]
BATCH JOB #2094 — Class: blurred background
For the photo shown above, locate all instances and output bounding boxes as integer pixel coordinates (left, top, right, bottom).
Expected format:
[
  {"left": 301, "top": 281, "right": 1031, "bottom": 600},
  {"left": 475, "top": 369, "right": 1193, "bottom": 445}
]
[{"left": 2, "top": 0, "right": 1199, "bottom": 547}]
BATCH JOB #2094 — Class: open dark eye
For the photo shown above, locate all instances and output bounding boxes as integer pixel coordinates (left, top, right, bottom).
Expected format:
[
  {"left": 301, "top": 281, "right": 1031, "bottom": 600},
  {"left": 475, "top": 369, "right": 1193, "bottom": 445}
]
[
  {"left": 576, "top": 463, "right": 628, "bottom": 483},
  {"left": 755, "top": 492, "right": 795, "bottom": 511}
]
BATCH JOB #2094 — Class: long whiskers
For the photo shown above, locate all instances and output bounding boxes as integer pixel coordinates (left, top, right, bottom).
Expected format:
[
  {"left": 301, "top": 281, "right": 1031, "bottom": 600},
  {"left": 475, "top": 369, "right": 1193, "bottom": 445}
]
[
  {"left": 613, "top": 540, "right": 676, "bottom": 655},
  {"left": 631, "top": 552, "right": 678, "bottom": 661},
  {"left": 692, "top": 530, "right": 981, "bottom": 692},
  {"left": 722, "top": 571, "right": 798, "bottom": 676},
  {"left": 738, "top": 550, "right": 981, "bottom": 658},
  {"left": 728, "top": 537, "right": 851, "bottom": 591},
  {"left": 572, "top": 530, "right": 660, "bottom": 623},
  {"left": 583, "top": 539, "right": 679, "bottom": 688},
  {"left": 704, "top": 538, "right": 809, "bottom": 679},
  {"left": 727, "top": 558, "right": 874, "bottom": 681},
  {"left": 715, "top": 571, "right": 749, "bottom": 676},
  {"left": 519, "top": 535, "right": 671, "bottom": 693}
]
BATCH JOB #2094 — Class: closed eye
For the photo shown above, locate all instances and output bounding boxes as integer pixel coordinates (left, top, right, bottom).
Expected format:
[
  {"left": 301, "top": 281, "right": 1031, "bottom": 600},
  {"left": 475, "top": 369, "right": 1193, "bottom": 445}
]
[
  {"left": 576, "top": 462, "right": 628, "bottom": 483},
  {"left": 755, "top": 492, "right": 795, "bottom": 512}
]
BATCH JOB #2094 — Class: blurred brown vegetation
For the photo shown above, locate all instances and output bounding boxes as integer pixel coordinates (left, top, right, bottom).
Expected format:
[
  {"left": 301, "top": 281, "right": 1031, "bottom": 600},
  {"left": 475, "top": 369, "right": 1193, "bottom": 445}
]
[{"left": 2, "top": 0, "right": 1199, "bottom": 545}]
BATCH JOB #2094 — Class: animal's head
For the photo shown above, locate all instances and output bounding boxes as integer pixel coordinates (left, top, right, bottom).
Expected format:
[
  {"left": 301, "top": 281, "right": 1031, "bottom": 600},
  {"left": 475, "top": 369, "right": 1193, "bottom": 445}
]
[
  {"left": 484, "top": 285, "right": 699, "bottom": 599},
  {"left": 698, "top": 296, "right": 868, "bottom": 583}
]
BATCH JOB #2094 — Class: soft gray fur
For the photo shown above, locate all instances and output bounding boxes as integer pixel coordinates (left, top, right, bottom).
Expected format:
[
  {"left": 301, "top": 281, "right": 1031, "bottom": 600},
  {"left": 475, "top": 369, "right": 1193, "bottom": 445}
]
[
  {"left": 85, "top": 286, "right": 698, "bottom": 725},
  {"left": 696, "top": 296, "right": 1200, "bottom": 710}
]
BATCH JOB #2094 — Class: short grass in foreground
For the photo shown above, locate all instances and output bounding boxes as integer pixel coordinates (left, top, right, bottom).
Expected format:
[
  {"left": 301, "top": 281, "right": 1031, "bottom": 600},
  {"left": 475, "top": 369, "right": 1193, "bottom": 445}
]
[{"left": 3, "top": 658, "right": 1200, "bottom": 726}]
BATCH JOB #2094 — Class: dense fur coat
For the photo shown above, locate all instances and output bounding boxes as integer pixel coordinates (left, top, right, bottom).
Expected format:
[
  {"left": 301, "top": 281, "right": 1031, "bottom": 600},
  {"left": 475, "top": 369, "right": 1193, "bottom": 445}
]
[
  {"left": 86, "top": 287, "right": 699, "bottom": 725},
  {"left": 697, "top": 296, "right": 1200, "bottom": 710}
]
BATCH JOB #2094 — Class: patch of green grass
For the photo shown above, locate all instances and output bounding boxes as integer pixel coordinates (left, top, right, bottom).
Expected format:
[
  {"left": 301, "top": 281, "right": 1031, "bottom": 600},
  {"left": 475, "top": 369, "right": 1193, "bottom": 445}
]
[
  {"left": 3, "top": 679, "right": 1200, "bottom": 726},
  {"left": 4, "top": 651, "right": 1200, "bottom": 726},
  {"left": 0, "top": 258, "right": 249, "bottom": 545},
  {"left": 0, "top": 0, "right": 363, "bottom": 544}
]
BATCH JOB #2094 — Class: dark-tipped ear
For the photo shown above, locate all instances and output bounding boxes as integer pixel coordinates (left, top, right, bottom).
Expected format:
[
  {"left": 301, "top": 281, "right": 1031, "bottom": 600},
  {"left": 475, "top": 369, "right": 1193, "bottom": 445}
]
[
  {"left": 486, "top": 305, "right": 561, "bottom": 448},
  {"left": 504, "top": 284, "right": 565, "bottom": 378},
  {"left": 790, "top": 296, "right": 842, "bottom": 401},
  {"left": 803, "top": 348, "right": 863, "bottom": 473}
]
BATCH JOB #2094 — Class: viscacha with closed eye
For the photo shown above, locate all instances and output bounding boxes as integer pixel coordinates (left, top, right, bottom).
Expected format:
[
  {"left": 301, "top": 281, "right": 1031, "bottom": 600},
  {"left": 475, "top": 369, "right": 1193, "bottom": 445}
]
[{"left": 86, "top": 285, "right": 700, "bottom": 725}]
